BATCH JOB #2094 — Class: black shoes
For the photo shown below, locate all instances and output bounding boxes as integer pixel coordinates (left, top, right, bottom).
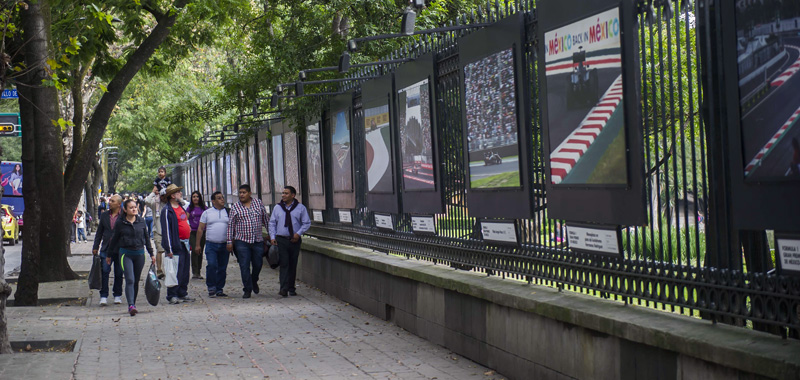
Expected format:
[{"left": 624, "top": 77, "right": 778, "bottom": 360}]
[
  {"left": 288, "top": 291, "right": 297, "bottom": 297},
  {"left": 278, "top": 289, "right": 288, "bottom": 298},
  {"left": 252, "top": 282, "right": 259, "bottom": 294},
  {"left": 243, "top": 292, "right": 251, "bottom": 299},
  {"left": 216, "top": 292, "right": 228, "bottom": 297}
]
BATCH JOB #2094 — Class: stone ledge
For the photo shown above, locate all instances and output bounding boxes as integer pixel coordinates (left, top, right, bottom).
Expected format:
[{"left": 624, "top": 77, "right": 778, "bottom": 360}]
[{"left": 302, "top": 237, "right": 800, "bottom": 380}]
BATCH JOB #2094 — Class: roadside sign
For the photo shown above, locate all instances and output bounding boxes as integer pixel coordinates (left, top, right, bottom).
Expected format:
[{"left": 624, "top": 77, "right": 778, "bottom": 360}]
[
  {"left": 0, "top": 113, "right": 20, "bottom": 137},
  {"left": 1, "top": 89, "right": 18, "bottom": 99}
]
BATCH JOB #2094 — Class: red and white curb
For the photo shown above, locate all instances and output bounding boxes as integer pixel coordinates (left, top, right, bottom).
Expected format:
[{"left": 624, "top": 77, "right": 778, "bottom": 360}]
[
  {"left": 550, "top": 75, "right": 623, "bottom": 184},
  {"left": 770, "top": 46, "right": 800, "bottom": 87},
  {"left": 744, "top": 105, "right": 800, "bottom": 176}
]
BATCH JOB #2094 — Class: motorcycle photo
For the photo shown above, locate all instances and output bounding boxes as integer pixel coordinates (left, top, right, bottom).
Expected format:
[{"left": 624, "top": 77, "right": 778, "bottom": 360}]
[
  {"left": 483, "top": 151, "right": 503, "bottom": 165},
  {"left": 566, "top": 47, "right": 599, "bottom": 109}
]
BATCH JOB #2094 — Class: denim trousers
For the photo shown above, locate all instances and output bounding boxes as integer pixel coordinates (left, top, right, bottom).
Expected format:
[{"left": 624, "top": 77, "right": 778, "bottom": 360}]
[
  {"left": 234, "top": 240, "right": 263, "bottom": 293},
  {"left": 99, "top": 251, "right": 123, "bottom": 298},
  {"left": 145, "top": 216, "right": 154, "bottom": 238},
  {"left": 204, "top": 242, "right": 229, "bottom": 293}
]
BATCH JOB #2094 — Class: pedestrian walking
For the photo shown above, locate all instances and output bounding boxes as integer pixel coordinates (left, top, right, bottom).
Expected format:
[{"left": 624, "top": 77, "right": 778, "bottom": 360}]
[
  {"left": 227, "top": 184, "right": 270, "bottom": 299},
  {"left": 145, "top": 189, "right": 165, "bottom": 278},
  {"left": 106, "top": 199, "right": 155, "bottom": 316},
  {"left": 187, "top": 191, "right": 207, "bottom": 279},
  {"left": 160, "top": 184, "right": 194, "bottom": 304},
  {"left": 98, "top": 197, "right": 107, "bottom": 216},
  {"left": 195, "top": 191, "right": 230, "bottom": 297},
  {"left": 76, "top": 211, "right": 88, "bottom": 243},
  {"left": 142, "top": 198, "right": 154, "bottom": 239},
  {"left": 92, "top": 194, "right": 125, "bottom": 306},
  {"left": 268, "top": 186, "right": 311, "bottom": 297}
]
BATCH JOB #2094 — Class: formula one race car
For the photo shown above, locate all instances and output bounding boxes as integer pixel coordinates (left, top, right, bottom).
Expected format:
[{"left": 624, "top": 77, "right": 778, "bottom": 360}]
[
  {"left": 566, "top": 48, "right": 599, "bottom": 109},
  {"left": 483, "top": 151, "right": 503, "bottom": 165}
]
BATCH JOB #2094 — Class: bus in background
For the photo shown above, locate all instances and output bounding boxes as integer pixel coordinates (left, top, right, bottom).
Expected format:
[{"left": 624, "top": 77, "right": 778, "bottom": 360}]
[{"left": 0, "top": 161, "right": 24, "bottom": 234}]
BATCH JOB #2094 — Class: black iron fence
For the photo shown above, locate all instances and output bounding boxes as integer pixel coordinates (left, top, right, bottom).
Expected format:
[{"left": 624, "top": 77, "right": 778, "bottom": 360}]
[{"left": 186, "top": 0, "right": 800, "bottom": 337}]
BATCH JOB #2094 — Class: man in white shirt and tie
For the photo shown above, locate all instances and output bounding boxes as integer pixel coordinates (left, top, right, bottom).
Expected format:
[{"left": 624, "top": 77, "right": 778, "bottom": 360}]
[{"left": 268, "top": 186, "right": 311, "bottom": 297}]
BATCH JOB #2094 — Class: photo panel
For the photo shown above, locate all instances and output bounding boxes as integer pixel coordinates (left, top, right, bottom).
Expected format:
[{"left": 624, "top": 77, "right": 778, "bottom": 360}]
[
  {"left": 329, "top": 92, "right": 356, "bottom": 210},
  {"left": 272, "top": 132, "right": 285, "bottom": 204},
  {"left": 284, "top": 129, "right": 302, "bottom": 201},
  {"left": 395, "top": 53, "right": 444, "bottom": 214},
  {"left": 464, "top": 47, "right": 521, "bottom": 189},
  {"left": 258, "top": 129, "right": 272, "bottom": 205},
  {"left": 225, "top": 154, "right": 234, "bottom": 203},
  {"left": 305, "top": 119, "right": 327, "bottom": 211},
  {"left": 720, "top": 0, "right": 800, "bottom": 231},
  {"left": 210, "top": 154, "right": 217, "bottom": 195},
  {"left": 248, "top": 137, "right": 258, "bottom": 194},
  {"left": 538, "top": 0, "right": 646, "bottom": 225},
  {"left": 363, "top": 75, "right": 399, "bottom": 213},
  {"left": 239, "top": 148, "right": 249, "bottom": 186},
  {"left": 459, "top": 13, "right": 533, "bottom": 219},
  {"left": 217, "top": 155, "right": 225, "bottom": 200}
]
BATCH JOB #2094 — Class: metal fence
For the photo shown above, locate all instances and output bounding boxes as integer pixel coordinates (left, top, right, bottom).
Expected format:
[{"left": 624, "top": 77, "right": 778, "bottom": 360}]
[
  {"left": 182, "top": 0, "right": 799, "bottom": 337},
  {"left": 299, "top": 0, "right": 800, "bottom": 338}
]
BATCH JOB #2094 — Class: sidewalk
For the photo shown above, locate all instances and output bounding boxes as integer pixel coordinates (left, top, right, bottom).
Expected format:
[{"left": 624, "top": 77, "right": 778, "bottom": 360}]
[{"left": 1, "top": 238, "right": 506, "bottom": 380}]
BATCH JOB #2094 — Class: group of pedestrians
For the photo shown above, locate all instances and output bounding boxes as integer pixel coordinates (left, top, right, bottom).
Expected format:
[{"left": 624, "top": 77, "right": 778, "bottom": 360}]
[{"left": 92, "top": 166, "right": 311, "bottom": 316}]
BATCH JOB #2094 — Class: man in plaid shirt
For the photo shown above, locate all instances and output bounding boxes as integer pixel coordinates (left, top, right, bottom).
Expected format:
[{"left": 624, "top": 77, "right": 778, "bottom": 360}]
[{"left": 226, "top": 184, "right": 270, "bottom": 298}]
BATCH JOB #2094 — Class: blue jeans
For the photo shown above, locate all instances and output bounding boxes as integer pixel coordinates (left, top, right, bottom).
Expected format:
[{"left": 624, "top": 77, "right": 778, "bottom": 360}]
[
  {"left": 165, "top": 240, "right": 191, "bottom": 300},
  {"left": 205, "top": 242, "right": 229, "bottom": 294},
  {"left": 99, "top": 251, "right": 123, "bottom": 298},
  {"left": 234, "top": 240, "right": 263, "bottom": 293},
  {"left": 77, "top": 228, "right": 87, "bottom": 242},
  {"left": 145, "top": 217, "right": 154, "bottom": 238}
]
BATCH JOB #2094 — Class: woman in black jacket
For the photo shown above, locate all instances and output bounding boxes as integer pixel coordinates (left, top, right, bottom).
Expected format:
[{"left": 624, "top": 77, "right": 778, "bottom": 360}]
[{"left": 107, "top": 199, "right": 155, "bottom": 316}]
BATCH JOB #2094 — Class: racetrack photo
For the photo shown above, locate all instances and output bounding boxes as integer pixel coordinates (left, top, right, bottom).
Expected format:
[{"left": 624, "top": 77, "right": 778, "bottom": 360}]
[
  {"left": 306, "top": 123, "right": 323, "bottom": 195},
  {"left": 544, "top": 7, "right": 628, "bottom": 186},
  {"left": 464, "top": 47, "right": 521, "bottom": 189},
  {"left": 736, "top": 0, "right": 800, "bottom": 180},
  {"left": 364, "top": 103, "right": 394, "bottom": 193},
  {"left": 398, "top": 79, "right": 435, "bottom": 191}
]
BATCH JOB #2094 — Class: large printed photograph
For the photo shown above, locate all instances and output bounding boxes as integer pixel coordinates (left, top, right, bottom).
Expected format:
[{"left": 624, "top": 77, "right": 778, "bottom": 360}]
[
  {"left": 272, "top": 134, "right": 285, "bottom": 196},
  {"left": 736, "top": 0, "right": 800, "bottom": 181},
  {"left": 545, "top": 7, "right": 627, "bottom": 185},
  {"left": 230, "top": 154, "right": 238, "bottom": 195},
  {"left": 284, "top": 131, "right": 301, "bottom": 193},
  {"left": 210, "top": 158, "right": 217, "bottom": 193},
  {"left": 464, "top": 48, "right": 521, "bottom": 189},
  {"left": 331, "top": 110, "right": 353, "bottom": 192},
  {"left": 306, "top": 122, "right": 324, "bottom": 195},
  {"left": 248, "top": 143, "right": 257, "bottom": 190},
  {"left": 217, "top": 156, "right": 225, "bottom": 196},
  {"left": 239, "top": 149, "right": 249, "bottom": 185},
  {"left": 398, "top": 79, "right": 435, "bottom": 191},
  {"left": 259, "top": 138, "right": 271, "bottom": 196},
  {"left": 364, "top": 102, "right": 394, "bottom": 193}
]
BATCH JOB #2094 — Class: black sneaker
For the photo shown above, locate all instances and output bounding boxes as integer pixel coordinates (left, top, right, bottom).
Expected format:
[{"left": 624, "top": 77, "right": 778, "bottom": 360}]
[
  {"left": 278, "top": 289, "right": 288, "bottom": 298},
  {"left": 252, "top": 282, "right": 259, "bottom": 294},
  {"left": 288, "top": 291, "right": 297, "bottom": 296},
  {"left": 242, "top": 292, "right": 251, "bottom": 299},
  {"left": 208, "top": 292, "right": 216, "bottom": 298},
  {"left": 216, "top": 292, "right": 228, "bottom": 297},
  {"left": 179, "top": 296, "right": 196, "bottom": 302}
]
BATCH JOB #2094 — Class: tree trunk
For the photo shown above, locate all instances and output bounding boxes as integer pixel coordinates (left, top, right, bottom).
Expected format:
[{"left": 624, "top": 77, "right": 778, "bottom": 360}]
[
  {"left": 13, "top": 76, "right": 41, "bottom": 306},
  {"left": 0, "top": 191, "right": 12, "bottom": 354},
  {"left": 62, "top": 0, "right": 188, "bottom": 223},
  {"left": 17, "top": 0, "right": 77, "bottom": 285}
]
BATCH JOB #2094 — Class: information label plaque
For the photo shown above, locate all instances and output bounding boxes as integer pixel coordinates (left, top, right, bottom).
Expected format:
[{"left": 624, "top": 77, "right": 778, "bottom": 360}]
[
  {"left": 374, "top": 213, "right": 393, "bottom": 231},
  {"left": 312, "top": 210, "right": 324, "bottom": 223},
  {"left": 776, "top": 235, "right": 800, "bottom": 276},
  {"left": 481, "top": 220, "right": 518, "bottom": 245},
  {"left": 338, "top": 209, "right": 352, "bottom": 224},
  {"left": 411, "top": 215, "right": 436, "bottom": 234},
  {"left": 566, "top": 224, "right": 621, "bottom": 256}
]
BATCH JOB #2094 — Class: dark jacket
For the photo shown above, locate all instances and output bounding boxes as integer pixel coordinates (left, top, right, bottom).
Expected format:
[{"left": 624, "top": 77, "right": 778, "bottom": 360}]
[
  {"left": 92, "top": 210, "right": 122, "bottom": 253},
  {"left": 160, "top": 203, "right": 186, "bottom": 254},
  {"left": 107, "top": 215, "right": 153, "bottom": 261}
]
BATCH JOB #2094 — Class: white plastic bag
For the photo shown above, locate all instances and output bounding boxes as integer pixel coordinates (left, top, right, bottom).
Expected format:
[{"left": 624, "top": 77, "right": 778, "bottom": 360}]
[{"left": 164, "top": 255, "right": 180, "bottom": 287}]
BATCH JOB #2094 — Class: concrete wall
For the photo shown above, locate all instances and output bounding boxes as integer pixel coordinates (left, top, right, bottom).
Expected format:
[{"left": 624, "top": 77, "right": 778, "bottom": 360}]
[{"left": 298, "top": 239, "right": 800, "bottom": 380}]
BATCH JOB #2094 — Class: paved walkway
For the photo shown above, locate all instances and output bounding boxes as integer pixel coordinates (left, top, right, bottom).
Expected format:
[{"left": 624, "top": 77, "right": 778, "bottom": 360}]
[{"left": 1, "top": 240, "right": 505, "bottom": 379}]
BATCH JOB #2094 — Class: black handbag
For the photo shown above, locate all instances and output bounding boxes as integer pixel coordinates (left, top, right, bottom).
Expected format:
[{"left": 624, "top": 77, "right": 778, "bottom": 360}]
[
  {"left": 266, "top": 244, "right": 280, "bottom": 269},
  {"left": 88, "top": 256, "right": 102, "bottom": 290},
  {"left": 144, "top": 263, "right": 161, "bottom": 306}
]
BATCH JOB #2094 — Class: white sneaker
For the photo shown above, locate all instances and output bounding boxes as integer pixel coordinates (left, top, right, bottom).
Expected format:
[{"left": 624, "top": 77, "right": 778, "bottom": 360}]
[
  {"left": 99, "top": 297, "right": 108, "bottom": 306},
  {"left": 114, "top": 296, "right": 122, "bottom": 304}
]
